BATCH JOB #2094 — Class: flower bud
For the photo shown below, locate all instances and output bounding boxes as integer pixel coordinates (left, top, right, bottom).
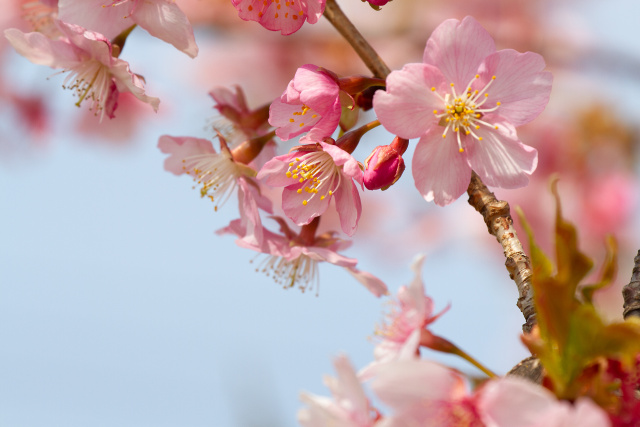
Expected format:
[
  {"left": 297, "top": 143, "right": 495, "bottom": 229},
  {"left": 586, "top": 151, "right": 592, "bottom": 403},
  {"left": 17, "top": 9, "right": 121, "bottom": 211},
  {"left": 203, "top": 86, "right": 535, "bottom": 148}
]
[{"left": 364, "top": 142, "right": 406, "bottom": 190}]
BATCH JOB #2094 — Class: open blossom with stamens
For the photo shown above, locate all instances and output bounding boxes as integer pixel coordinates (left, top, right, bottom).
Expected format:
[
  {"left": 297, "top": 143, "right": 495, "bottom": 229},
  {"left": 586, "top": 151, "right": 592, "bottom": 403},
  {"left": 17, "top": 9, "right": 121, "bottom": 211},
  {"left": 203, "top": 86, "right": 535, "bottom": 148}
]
[
  {"left": 4, "top": 21, "right": 159, "bottom": 120},
  {"left": 57, "top": 0, "right": 198, "bottom": 57},
  {"left": 374, "top": 16, "right": 552, "bottom": 206},
  {"left": 218, "top": 217, "right": 387, "bottom": 296},
  {"left": 159, "top": 135, "right": 272, "bottom": 247},
  {"left": 269, "top": 64, "right": 341, "bottom": 143},
  {"left": 231, "top": 0, "right": 326, "bottom": 35},
  {"left": 360, "top": 254, "right": 447, "bottom": 379},
  {"left": 257, "top": 140, "right": 363, "bottom": 236}
]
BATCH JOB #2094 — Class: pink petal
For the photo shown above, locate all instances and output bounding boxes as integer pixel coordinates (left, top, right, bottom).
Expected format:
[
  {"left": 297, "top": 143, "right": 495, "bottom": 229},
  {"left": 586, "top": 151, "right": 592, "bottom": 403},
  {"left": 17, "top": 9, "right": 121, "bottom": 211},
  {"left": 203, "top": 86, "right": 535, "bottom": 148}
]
[
  {"left": 110, "top": 60, "right": 160, "bottom": 111},
  {"left": 237, "top": 177, "right": 271, "bottom": 248},
  {"left": 282, "top": 180, "right": 332, "bottom": 226},
  {"left": 133, "top": 0, "right": 198, "bottom": 58},
  {"left": 465, "top": 119, "right": 537, "bottom": 189},
  {"left": 302, "top": 0, "right": 326, "bottom": 24},
  {"left": 58, "top": 0, "right": 131, "bottom": 39},
  {"left": 412, "top": 128, "right": 472, "bottom": 206},
  {"left": 372, "top": 360, "right": 466, "bottom": 412},
  {"left": 478, "top": 50, "right": 552, "bottom": 126},
  {"left": 294, "top": 65, "right": 340, "bottom": 107},
  {"left": 334, "top": 178, "right": 361, "bottom": 236},
  {"left": 300, "top": 246, "right": 356, "bottom": 268},
  {"left": 4, "top": 28, "right": 79, "bottom": 69},
  {"left": 232, "top": 0, "right": 264, "bottom": 22},
  {"left": 373, "top": 63, "right": 445, "bottom": 139},
  {"left": 346, "top": 267, "right": 388, "bottom": 297},
  {"left": 319, "top": 142, "right": 362, "bottom": 186},
  {"left": 260, "top": 1, "right": 305, "bottom": 35},
  {"left": 157, "top": 135, "right": 215, "bottom": 175},
  {"left": 423, "top": 16, "right": 496, "bottom": 87},
  {"left": 478, "top": 377, "right": 557, "bottom": 427},
  {"left": 256, "top": 152, "right": 298, "bottom": 186},
  {"left": 269, "top": 98, "right": 319, "bottom": 140}
]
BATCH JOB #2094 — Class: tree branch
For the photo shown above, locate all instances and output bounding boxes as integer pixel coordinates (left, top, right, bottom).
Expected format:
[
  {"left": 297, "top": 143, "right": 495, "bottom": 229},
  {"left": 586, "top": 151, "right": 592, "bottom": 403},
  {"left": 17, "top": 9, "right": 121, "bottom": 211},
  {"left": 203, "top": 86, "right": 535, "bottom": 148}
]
[
  {"left": 467, "top": 171, "right": 536, "bottom": 333},
  {"left": 622, "top": 250, "right": 640, "bottom": 319},
  {"left": 323, "top": 0, "right": 391, "bottom": 79}
]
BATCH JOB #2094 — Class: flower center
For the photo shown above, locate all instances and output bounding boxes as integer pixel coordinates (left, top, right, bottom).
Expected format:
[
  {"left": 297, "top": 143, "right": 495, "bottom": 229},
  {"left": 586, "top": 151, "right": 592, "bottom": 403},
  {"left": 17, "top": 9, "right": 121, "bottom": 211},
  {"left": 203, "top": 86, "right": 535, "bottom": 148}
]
[
  {"left": 182, "top": 151, "right": 241, "bottom": 212},
  {"left": 285, "top": 151, "right": 341, "bottom": 206},
  {"left": 252, "top": 252, "right": 319, "bottom": 293},
  {"left": 59, "top": 59, "right": 113, "bottom": 119},
  {"left": 288, "top": 103, "right": 319, "bottom": 129},
  {"left": 431, "top": 74, "right": 502, "bottom": 153}
]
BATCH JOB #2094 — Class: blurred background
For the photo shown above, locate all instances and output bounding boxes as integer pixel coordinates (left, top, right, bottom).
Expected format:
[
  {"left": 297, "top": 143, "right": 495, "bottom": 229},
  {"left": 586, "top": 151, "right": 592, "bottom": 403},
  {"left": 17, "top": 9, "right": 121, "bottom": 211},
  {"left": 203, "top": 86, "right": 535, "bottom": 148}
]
[{"left": 1, "top": 0, "right": 639, "bottom": 425}]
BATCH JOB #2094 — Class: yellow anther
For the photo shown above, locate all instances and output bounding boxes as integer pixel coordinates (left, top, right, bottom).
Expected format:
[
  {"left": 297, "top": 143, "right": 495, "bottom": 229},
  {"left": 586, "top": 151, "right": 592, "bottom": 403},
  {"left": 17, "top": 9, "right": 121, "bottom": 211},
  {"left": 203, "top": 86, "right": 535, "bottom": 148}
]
[
  {"left": 289, "top": 118, "right": 294, "bottom": 123},
  {"left": 442, "top": 134, "right": 447, "bottom": 138},
  {"left": 450, "top": 83, "right": 455, "bottom": 87},
  {"left": 475, "top": 74, "right": 479, "bottom": 78},
  {"left": 433, "top": 110, "right": 438, "bottom": 114},
  {"left": 289, "top": 162, "right": 294, "bottom": 166},
  {"left": 299, "top": 123, "right": 304, "bottom": 127},
  {"left": 478, "top": 137, "right": 483, "bottom": 141},
  {"left": 302, "top": 200, "right": 307, "bottom": 206},
  {"left": 292, "top": 174, "right": 298, "bottom": 178},
  {"left": 297, "top": 188, "right": 302, "bottom": 193},
  {"left": 299, "top": 178, "right": 304, "bottom": 183},
  {"left": 459, "top": 148, "right": 464, "bottom": 153},
  {"left": 465, "top": 131, "right": 470, "bottom": 135},
  {"left": 484, "top": 93, "right": 489, "bottom": 97},
  {"left": 496, "top": 101, "right": 501, "bottom": 106},
  {"left": 286, "top": 172, "right": 292, "bottom": 178},
  {"left": 274, "top": 12, "right": 278, "bottom": 18},
  {"left": 295, "top": 158, "right": 300, "bottom": 161},
  {"left": 320, "top": 196, "right": 325, "bottom": 200},
  {"left": 311, "top": 114, "right": 317, "bottom": 118},
  {"left": 431, "top": 87, "right": 436, "bottom": 91},
  {"left": 491, "top": 75, "right": 496, "bottom": 80},
  {"left": 495, "top": 125, "right": 499, "bottom": 129},
  {"left": 475, "top": 125, "right": 480, "bottom": 130}
]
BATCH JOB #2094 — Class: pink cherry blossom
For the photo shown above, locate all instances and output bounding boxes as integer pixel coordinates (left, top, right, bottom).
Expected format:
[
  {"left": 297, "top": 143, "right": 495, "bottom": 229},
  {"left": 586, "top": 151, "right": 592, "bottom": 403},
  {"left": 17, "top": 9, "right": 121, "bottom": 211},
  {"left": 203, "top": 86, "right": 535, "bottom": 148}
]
[
  {"left": 57, "top": 0, "right": 198, "bottom": 58},
  {"left": 360, "top": 254, "right": 447, "bottom": 379},
  {"left": 371, "top": 360, "right": 611, "bottom": 427},
  {"left": 257, "top": 140, "right": 363, "bottom": 236},
  {"left": 269, "top": 64, "right": 341, "bottom": 142},
  {"left": 373, "top": 16, "right": 552, "bottom": 206},
  {"left": 218, "top": 217, "right": 387, "bottom": 296},
  {"left": 298, "top": 355, "right": 378, "bottom": 427},
  {"left": 231, "top": 0, "right": 326, "bottom": 35},
  {"left": 158, "top": 135, "right": 272, "bottom": 247},
  {"left": 209, "top": 85, "right": 271, "bottom": 145},
  {"left": 4, "top": 21, "right": 159, "bottom": 120}
]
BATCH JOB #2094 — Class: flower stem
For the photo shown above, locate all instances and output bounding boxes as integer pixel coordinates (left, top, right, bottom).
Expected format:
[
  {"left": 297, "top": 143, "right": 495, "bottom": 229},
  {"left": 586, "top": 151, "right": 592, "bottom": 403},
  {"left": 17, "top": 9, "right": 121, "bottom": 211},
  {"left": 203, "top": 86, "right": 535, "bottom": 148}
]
[{"left": 323, "top": 0, "right": 391, "bottom": 79}]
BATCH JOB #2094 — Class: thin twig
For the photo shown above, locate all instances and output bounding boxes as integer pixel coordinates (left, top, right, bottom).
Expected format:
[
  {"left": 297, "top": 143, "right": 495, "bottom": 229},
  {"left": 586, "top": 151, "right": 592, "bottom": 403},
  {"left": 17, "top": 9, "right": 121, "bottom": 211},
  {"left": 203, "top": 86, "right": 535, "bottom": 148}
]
[
  {"left": 467, "top": 172, "right": 536, "bottom": 333},
  {"left": 622, "top": 250, "right": 640, "bottom": 319},
  {"left": 323, "top": 0, "right": 391, "bottom": 79}
]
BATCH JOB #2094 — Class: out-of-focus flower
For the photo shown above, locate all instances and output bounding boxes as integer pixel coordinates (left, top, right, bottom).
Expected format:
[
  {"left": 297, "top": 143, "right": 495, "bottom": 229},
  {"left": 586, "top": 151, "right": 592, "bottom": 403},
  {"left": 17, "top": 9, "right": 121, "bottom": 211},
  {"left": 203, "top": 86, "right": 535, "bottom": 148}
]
[
  {"left": 209, "top": 85, "right": 271, "bottom": 145},
  {"left": 360, "top": 254, "right": 446, "bottom": 379},
  {"left": 374, "top": 16, "right": 551, "bottom": 206},
  {"left": 372, "top": 360, "right": 611, "bottom": 426},
  {"left": 298, "top": 355, "right": 378, "bottom": 427},
  {"left": 257, "top": 140, "right": 363, "bottom": 236},
  {"left": 231, "top": 0, "right": 326, "bottom": 35},
  {"left": 269, "top": 64, "right": 341, "bottom": 143},
  {"left": 21, "top": 0, "right": 60, "bottom": 37},
  {"left": 57, "top": 0, "right": 198, "bottom": 57},
  {"left": 5, "top": 21, "right": 159, "bottom": 120},
  {"left": 219, "top": 217, "right": 387, "bottom": 296}
]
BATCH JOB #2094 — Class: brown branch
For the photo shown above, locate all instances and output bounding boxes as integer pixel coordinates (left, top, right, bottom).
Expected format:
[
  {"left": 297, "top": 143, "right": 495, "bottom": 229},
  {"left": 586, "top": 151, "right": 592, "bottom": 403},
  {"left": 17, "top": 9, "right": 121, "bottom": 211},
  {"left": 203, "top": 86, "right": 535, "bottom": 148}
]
[
  {"left": 323, "top": 0, "right": 391, "bottom": 79},
  {"left": 467, "top": 171, "right": 536, "bottom": 333},
  {"left": 622, "top": 250, "right": 640, "bottom": 319}
]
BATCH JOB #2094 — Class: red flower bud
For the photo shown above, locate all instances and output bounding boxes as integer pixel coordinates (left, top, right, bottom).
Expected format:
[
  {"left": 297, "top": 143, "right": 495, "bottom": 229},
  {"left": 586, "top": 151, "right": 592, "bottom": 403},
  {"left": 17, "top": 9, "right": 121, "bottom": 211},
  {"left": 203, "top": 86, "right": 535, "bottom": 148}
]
[{"left": 364, "top": 142, "right": 406, "bottom": 190}]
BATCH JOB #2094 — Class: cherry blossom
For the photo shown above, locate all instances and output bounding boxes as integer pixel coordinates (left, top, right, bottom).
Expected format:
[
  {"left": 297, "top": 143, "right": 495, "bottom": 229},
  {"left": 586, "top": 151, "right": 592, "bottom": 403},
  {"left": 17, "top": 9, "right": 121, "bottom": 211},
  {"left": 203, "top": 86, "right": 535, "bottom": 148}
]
[
  {"left": 360, "top": 254, "right": 447, "bottom": 378},
  {"left": 219, "top": 217, "right": 387, "bottom": 296},
  {"left": 257, "top": 140, "right": 363, "bottom": 236},
  {"left": 373, "top": 16, "right": 552, "bottom": 206},
  {"left": 231, "top": 0, "right": 326, "bottom": 35},
  {"left": 298, "top": 355, "right": 378, "bottom": 427},
  {"left": 4, "top": 21, "right": 159, "bottom": 120},
  {"left": 269, "top": 64, "right": 341, "bottom": 143},
  {"left": 57, "top": 0, "right": 198, "bottom": 58}
]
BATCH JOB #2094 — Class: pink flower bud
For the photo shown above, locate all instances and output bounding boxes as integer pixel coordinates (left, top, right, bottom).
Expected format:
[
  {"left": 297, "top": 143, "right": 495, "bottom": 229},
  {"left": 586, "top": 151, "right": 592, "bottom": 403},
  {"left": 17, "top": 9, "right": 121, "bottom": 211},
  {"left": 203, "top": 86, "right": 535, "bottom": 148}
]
[{"left": 364, "top": 143, "right": 406, "bottom": 190}]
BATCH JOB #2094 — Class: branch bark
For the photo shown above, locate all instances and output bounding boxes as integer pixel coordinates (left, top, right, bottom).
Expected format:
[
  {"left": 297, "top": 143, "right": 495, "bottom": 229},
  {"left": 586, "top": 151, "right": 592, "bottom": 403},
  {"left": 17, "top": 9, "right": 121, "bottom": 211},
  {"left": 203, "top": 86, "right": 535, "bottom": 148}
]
[
  {"left": 323, "top": 0, "right": 391, "bottom": 79},
  {"left": 467, "top": 171, "right": 536, "bottom": 333},
  {"left": 622, "top": 250, "right": 640, "bottom": 319}
]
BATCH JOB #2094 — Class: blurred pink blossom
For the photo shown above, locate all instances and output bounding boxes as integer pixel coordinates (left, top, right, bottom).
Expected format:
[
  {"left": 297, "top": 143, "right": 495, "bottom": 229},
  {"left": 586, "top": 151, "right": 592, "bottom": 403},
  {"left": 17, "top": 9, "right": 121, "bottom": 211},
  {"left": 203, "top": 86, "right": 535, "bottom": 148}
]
[{"left": 231, "top": 0, "right": 325, "bottom": 35}]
